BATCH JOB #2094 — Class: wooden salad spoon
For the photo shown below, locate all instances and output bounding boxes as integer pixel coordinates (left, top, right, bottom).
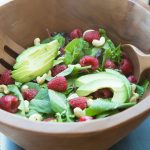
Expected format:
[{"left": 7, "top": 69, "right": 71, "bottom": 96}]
[{"left": 122, "top": 44, "right": 150, "bottom": 82}]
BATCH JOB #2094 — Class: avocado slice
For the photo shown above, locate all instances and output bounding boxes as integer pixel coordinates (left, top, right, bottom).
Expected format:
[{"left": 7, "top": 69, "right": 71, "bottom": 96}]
[
  {"left": 12, "top": 40, "right": 60, "bottom": 83},
  {"left": 76, "top": 73, "right": 128, "bottom": 103},
  {"left": 105, "top": 69, "right": 131, "bottom": 99}
]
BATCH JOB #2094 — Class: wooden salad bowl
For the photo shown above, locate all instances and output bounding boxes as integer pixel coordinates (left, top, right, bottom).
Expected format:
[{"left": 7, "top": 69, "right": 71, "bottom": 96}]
[{"left": 0, "top": 0, "right": 150, "bottom": 150}]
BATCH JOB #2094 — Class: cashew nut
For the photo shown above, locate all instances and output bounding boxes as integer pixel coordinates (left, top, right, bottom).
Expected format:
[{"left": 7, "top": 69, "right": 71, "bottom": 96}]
[
  {"left": 92, "top": 36, "right": 105, "bottom": 47},
  {"left": 73, "top": 107, "right": 85, "bottom": 118},
  {"left": 36, "top": 73, "right": 48, "bottom": 84},
  {"left": 24, "top": 100, "right": 30, "bottom": 113},
  {"left": 86, "top": 99, "right": 94, "bottom": 107},
  {"left": 0, "top": 85, "right": 9, "bottom": 94},
  {"left": 29, "top": 113, "right": 43, "bottom": 121},
  {"left": 21, "top": 85, "right": 29, "bottom": 92},
  {"left": 34, "top": 38, "right": 41, "bottom": 46}
]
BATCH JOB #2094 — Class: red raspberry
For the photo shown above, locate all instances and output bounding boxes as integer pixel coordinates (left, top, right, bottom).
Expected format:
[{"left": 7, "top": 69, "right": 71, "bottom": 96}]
[
  {"left": 83, "top": 30, "right": 100, "bottom": 43},
  {"left": 22, "top": 89, "right": 38, "bottom": 101},
  {"left": 51, "top": 65, "right": 67, "bottom": 77},
  {"left": 43, "top": 117, "right": 56, "bottom": 122},
  {"left": 0, "top": 70, "right": 14, "bottom": 85},
  {"left": 69, "top": 97, "right": 87, "bottom": 110},
  {"left": 80, "top": 56, "right": 99, "bottom": 71},
  {"left": 119, "top": 58, "right": 133, "bottom": 76},
  {"left": 47, "top": 76, "right": 67, "bottom": 92},
  {"left": 70, "top": 28, "right": 82, "bottom": 39},
  {"left": 92, "top": 88, "right": 113, "bottom": 99},
  {"left": 79, "top": 116, "right": 93, "bottom": 122},
  {"left": 128, "top": 75, "right": 137, "bottom": 84},
  {"left": 0, "top": 95, "right": 19, "bottom": 113},
  {"left": 104, "top": 59, "right": 116, "bottom": 69},
  {"left": 60, "top": 47, "right": 65, "bottom": 55}
]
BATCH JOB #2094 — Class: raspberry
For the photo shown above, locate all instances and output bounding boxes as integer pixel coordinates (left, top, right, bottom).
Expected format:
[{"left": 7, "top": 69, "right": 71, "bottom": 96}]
[
  {"left": 92, "top": 88, "right": 113, "bottom": 99},
  {"left": 119, "top": 58, "right": 133, "bottom": 76},
  {"left": 79, "top": 116, "right": 93, "bottom": 122},
  {"left": 128, "top": 75, "right": 137, "bottom": 83},
  {"left": 59, "top": 47, "right": 65, "bottom": 55},
  {"left": 83, "top": 30, "right": 100, "bottom": 43},
  {"left": 70, "top": 28, "right": 82, "bottom": 39},
  {"left": 69, "top": 97, "right": 87, "bottom": 110},
  {"left": 43, "top": 117, "right": 56, "bottom": 122},
  {"left": 51, "top": 65, "right": 67, "bottom": 77},
  {"left": 0, "top": 95, "right": 19, "bottom": 113},
  {"left": 80, "top": 56, "right": 99, "bottom": 70},
  {"left": 47, "top": 76, "right": 67, "bottom": 92},
  {"left": 104, "top": 59, "right": 116, "bottom": 69},
  {"left": 0, "top": 70, "right": 14, "bottom": 85},
  {"left": 22, "top": 89, "right": 38, "bottom": 101}
]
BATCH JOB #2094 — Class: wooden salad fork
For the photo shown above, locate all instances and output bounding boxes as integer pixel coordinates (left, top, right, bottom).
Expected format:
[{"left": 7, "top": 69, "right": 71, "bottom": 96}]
[{"left": 0, "top": 30, "right": 24, "bottom": 72}]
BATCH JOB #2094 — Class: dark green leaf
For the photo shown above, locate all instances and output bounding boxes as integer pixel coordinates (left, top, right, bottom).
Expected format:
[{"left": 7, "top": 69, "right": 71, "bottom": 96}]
[
  {"left": 85, "top": 99, "right": 136, "bottom": 116},
  {"left": 96, "top": 110, "right": 119, "bottom": 119},
  {"left": 48, "top": 89, "right": 67, "bottom": 113},
  {"left": 52, "top": 34, "right": 65, "bottom": 47},
  {"left": 26, "top": 82, "right": 41, "bottom": 91},
  {"left": 29, "top": 88, "right": 52, "bottom": 114},
  {"left": 64, "top": 38, "right": 89, "bottom": 64},
  {"left": 8, "top": 85, "right": 25, "bottom": 115},
  {"left": 0, "top": 93, "right": 4, "bottom": 98},
  {"left": 41, "top": 38, "right": 51, "bottom": 44}
]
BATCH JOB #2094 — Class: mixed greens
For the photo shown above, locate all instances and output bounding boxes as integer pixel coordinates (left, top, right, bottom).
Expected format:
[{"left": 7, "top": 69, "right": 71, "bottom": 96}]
[{"left": 0, "top": 28, "right": 149, "bottom": 122}]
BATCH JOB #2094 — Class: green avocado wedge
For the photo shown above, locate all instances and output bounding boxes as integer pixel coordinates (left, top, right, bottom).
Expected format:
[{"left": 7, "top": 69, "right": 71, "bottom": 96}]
[
  {"left": 75, "top": 70, "right": 131, "bottom": 100},
  {"left": 105, "top": 69, "right": 132, "bottom": 99},
  {"left": 12, "top": 40, "right": 60, "bottom": 83},
  {"left": 76, "top": 73, "right": 128, "bottom": 103}
]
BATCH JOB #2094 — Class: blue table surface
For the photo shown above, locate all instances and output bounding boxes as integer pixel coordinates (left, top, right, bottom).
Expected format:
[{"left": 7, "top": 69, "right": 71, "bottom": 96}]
[{"left": 1, "top": 117, "right": 150, "bottom": 150}]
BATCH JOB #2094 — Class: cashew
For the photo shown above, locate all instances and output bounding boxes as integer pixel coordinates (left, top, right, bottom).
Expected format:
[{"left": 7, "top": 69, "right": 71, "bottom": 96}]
[
  {"left": 130, "top": 93, "right": 139, "bottom": 102},
  {"left": 0, "top": 85, "right": 9, "bottom": 94},
  {"left": 86, "top": 99, "right": 94, "bottom": 107},
  {"left": 24, "top": 100, "right": 30, "bottom": 113},
  {"left": 29, "top": 113, "right": 43, "bottom": 121},
  {"left": 47, "top": 70, "right": 52, "bottom": 77},
  {"left": 21, "top": 85, "right": 29, "bottom": 92},
  {"left": 73, "top": 107, "right": 85, "bottom": 118},
  {"left": 36, "top": 73, "right": 48, "bottom": 84},
  {"left": 83, "top": 29, "right": 95, "bottom": 37},
  {"left": 34, "top": 38, "right": 40, "bottom": 46},
  {"left": 92, "top": 36, "right": 105, "bottom": 47}
]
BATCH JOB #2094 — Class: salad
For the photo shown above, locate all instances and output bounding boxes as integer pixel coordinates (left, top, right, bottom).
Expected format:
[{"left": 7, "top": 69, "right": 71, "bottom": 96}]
[{"left": 0, "top": 28, "right": 149, "bottom": 122}]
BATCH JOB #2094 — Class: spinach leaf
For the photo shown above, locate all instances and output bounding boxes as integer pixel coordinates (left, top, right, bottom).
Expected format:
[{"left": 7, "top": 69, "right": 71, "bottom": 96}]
[
  {"left": 85, "top": 99, "right": 136, "bottom": 116},
  {"left": 48, "top": 89, "right": 67, "bottom": 113},
  {"left": 0, "top": 93, "right": 4, "bottom": 98},
  {"left": 8, "top": 85, "right": 25, "bottom": 115},
  {"left": 64, "top": 38, "right": 89, "bottom": 64},
  {"left": 96, "top": 110, "right": 119, "bottom": 119},
  {"left": 41, "top": 34, "right": 65, "bottom": 47},
  {"left": 29, "top": 88, "right": 53, "bottom": 114},
  {"left": 136, "top": 79, "right": 149, "bottom": 97},
  {"left": 57, "top": 64, "right": 91, "bottom": 77},
  {"left": 26, "top": 82, "right": 41, "bottom": 91}
]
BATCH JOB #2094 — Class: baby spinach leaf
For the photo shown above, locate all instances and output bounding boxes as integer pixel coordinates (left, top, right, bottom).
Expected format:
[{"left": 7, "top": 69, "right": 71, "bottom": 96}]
[
  {"left": 96, "top": 110, "right": 119, "bottom": 119},
  {"left": 136, "top": 79, "right": 149, "bottom": 97},
  {"left": 85, "top": 99, "right": 136, "bottom": 116},
  {"left": 29, "top": 88, "right": 53, "bottom": 114},
  {"left": 57, "top": 64, "right": 91, "bottom": 77},
  {"left": 8, "top": 85, "right": 25, "bottom": 115},
  {"left": 41, "top": 34, "right": 65, "bottom": 47},
  {"left": 26, "top": 82, "right": 41, "bottom": 91},
  {"left": 0, "top": 93, "right": 4, "bottom": 98},
  {"left": 64, "top": 38, "right": 89, "bottom": 64},
  {"left": 48, "top": 89, "right": 67, "bottom": 113}
]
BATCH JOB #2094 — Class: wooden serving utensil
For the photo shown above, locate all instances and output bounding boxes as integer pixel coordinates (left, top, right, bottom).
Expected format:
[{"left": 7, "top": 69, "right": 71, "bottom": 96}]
[
  {"left": 0, "top": 30, "right": 24, "bottom": 72},
  {"left": 122, "top": 44, "right": 150, "bottom": 81}
]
